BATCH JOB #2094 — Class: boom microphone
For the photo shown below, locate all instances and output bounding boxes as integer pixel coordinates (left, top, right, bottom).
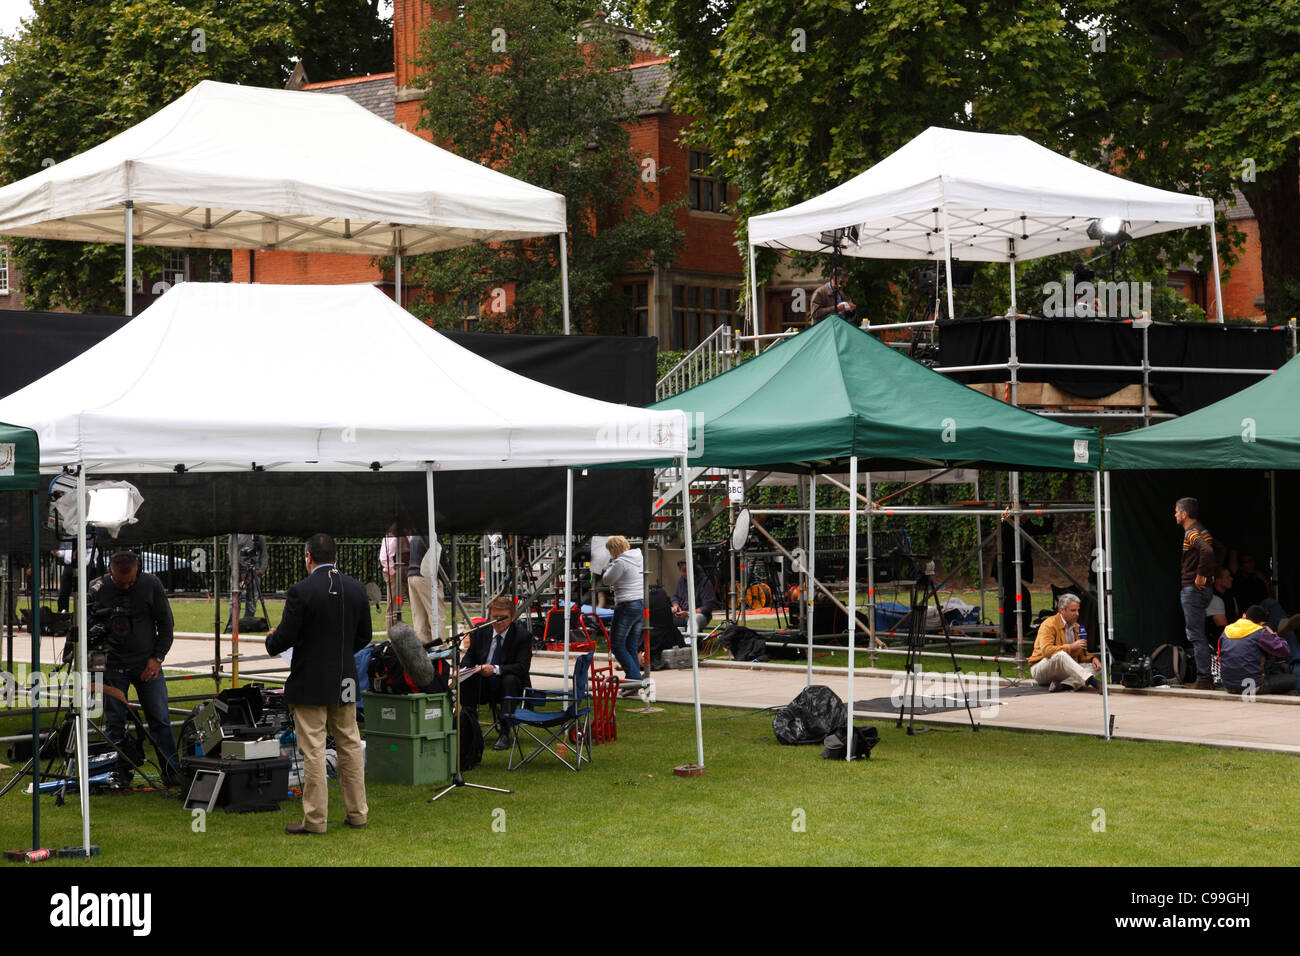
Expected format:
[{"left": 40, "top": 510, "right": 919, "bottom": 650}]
[{"left": 388, "top": 622, "right": 438, "bottom": 692}]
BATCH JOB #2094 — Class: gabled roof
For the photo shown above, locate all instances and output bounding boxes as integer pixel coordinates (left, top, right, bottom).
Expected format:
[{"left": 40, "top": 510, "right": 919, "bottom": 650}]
[
  {"left": 0, "top": 80, "right": 565, "bottom": 255},
  {"left": 652, "top": 317, "right": 1099, "bottom": 472},
  {"left": 0, "top": 283, "right": 687, "bottom": 473},
  {"left": 1105, "top": 356, "right": 1296, "bottom": 470},
  {"left": 749, "top": 126, "right": 1213, "bottom": 263}
]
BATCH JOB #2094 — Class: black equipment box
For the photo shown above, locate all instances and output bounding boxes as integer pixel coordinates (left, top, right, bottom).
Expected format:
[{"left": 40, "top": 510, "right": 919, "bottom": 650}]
[{"left": 180, "top": 755, "right": 291, "bottom": 813}]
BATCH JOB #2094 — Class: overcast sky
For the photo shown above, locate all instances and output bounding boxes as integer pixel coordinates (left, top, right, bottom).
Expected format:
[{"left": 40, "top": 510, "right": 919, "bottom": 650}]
[{"left": 0, "top": 1, "right": 34, "bottom": 40}]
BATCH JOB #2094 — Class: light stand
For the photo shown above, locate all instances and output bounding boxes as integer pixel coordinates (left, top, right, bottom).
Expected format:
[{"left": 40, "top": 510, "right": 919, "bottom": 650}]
[
  {"left": 428, "top": 619, "right": 513, "bottom": 803},
  {"left": 896, "top": 568, "right": 979, "bottom": 735}
]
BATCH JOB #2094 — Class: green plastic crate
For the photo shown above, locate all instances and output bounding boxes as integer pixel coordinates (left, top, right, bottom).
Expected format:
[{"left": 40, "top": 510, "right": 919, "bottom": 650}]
[
  {"left": 365, "top": 731, "right": 454, "bottom": 786},
  {"left": 362, "top": 692, "right": 452, "bottom": 737}
]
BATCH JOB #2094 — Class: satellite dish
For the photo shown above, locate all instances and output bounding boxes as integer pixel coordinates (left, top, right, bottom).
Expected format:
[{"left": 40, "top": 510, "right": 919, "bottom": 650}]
[
  {"left": 731, "top": 508, "right": 752, "bottom": 551},
  {"left": 789, "top": 547, "right": 806, "bottom": 574}
]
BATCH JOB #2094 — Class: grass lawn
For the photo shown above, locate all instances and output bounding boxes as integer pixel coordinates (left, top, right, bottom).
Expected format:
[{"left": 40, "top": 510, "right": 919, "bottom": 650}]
[{"left": 2, "top": 685, "right": 1295, "bottom": 866}]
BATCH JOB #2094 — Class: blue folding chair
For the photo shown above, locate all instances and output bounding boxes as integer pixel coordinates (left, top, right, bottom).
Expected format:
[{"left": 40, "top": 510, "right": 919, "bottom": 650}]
[{"left": 503, "top": 652, "right": 593, "bottom": 771}]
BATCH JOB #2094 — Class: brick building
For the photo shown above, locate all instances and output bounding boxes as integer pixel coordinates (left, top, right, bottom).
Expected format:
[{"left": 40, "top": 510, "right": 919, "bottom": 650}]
[{"left": 231, "top": 1, "right": 745, "bottom": 350}]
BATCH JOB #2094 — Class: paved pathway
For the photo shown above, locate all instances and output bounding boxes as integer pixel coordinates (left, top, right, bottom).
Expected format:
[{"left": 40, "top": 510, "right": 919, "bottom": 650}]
[{"left": 7, "top": 633, "right": 1297, "bottom": 756}]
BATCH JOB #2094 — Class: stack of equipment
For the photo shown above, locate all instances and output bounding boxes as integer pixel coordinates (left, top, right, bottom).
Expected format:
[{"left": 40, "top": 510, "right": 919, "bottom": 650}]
[{"left": 361, "top": 691, "right": 455, "bottom": 786}]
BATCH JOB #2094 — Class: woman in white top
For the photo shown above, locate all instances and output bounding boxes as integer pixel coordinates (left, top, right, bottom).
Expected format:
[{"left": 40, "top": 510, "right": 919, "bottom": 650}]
[{"left": 602, "top": 535, "right": 644, "bottom": 681}]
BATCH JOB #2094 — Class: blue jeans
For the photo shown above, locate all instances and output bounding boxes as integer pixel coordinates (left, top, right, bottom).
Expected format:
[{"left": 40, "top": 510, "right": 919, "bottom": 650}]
[
  {"left": 1180, "top": 585, "right": 1213, "bottom": 682},
  {"left": 105, "top": 665, "right": 180, "bottom": 776},
  {"left": 611, "top": 600, "right": 643, "bottom": 681}
]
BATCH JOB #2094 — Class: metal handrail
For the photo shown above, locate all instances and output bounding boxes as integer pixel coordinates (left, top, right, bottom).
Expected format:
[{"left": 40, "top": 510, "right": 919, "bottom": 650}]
[{"left": 655, "top": 325, "right": 736, "bottom": 401}]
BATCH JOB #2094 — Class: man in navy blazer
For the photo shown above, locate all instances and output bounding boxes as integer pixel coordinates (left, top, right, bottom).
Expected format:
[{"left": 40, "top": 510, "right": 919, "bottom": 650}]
[
  {"left": 460, "top": 595, "right": 532, "bottom": 750},
  {"left": 266, "top": 533, "right": 372, "bottom": 835}
]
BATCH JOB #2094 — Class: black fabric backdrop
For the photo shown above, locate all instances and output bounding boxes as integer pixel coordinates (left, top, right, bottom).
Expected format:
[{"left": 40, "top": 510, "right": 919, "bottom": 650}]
[
  {"left": 937, "top": 317, "right": 1286, "bottom": 414},
  {"left": 1110, "top": 469, "right": 1300, "bottom": 654},
  {"left": 0, "top": 313, "right": 656, "bottom": 546}
]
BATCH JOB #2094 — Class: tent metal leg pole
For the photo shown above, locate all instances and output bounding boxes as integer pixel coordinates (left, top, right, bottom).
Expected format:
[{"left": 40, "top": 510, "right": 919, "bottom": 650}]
[
  {"left": 560, "top": 233, "right": 571, "bottom": 335},
  {"left": 30, "top": 491, "right": 41, "bottom": 852},
  {"left": 1103, "top": 471, "right": 1116, "bottom": 664},
  {"left": 562, "top": 470, "right": 573, "bottom": 691},
  {"left": 1009, "top": 252, "right": 1017, "bottom": 315},
  {"left": 748, "top": 244, "right": 760, "bottom": 357},
  {"left": 426, "top": 463, "right": 440, "bottom": 643},
  {"left": 124, "top": 201, "right": 133, "bottom": 316},
  {"left": 1094, "top": 471, "right": 1111, "bottom": 739},
  {"left": 229, "top": 535, "right": 239, "bottom": 687},
  {"left": 75, "top": 464, "right": 91, "bottom": 853},
  {"left": 866, "top": 471, "right": 876, "bottom": 667},
  {"left": 214, "top": 536, "right": 223, "bottom": 692},
  {"left": 394, "top": 243, "right": 403, "bottom": 309},
  {"left": 941, "top": 206, "right": 956, "bottom": 322},
  {"left": 846, "top": 455, "right": 858, "bottom": 760},
  {"left": 681, "top": 454, "right": 704, "bottom": 769},
  {"left": 1208, "top": 222, "right": 1224, "bottom": 323},
  {"left": 1269, "top": 471, "right": 1280, "bottom": 601},
  {"left": 807, "top": 473, "right": 816, "bottom": 687},
  {"left": 974, "top": 473, "right": 986, "bottom": 621},
  {"left": 1011, "top": 471, "right": 1024, "bottom": 670}
]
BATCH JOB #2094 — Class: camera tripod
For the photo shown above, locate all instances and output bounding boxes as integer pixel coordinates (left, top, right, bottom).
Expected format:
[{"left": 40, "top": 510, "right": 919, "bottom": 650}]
[
  {"left": 0, "top": 662, "right": 171, "bottom": 802},
  {"left": 895, "top": 573, "right": 979, "bottom": 735}
]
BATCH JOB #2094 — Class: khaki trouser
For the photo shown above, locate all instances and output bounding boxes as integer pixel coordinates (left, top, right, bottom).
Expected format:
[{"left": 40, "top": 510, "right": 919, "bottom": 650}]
[
  {"left": 292, "top": 701, "right": 367, "bottom": 833},
  {"left": 1030, "top": 651, "right": 1094, "bottom": 690},
  {"left": 407, "top": 572, "right": 447, "bottom": 645}
]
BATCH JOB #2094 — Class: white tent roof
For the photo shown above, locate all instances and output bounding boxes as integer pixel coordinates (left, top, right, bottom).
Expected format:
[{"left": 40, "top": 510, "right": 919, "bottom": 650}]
[
  {"left": 748, "top": 126, "right": 1213, "bottom": 262},
  {"left": 0, "top": 283, "right": 687, "bottom": 473},
  {"left": 0, "top": 80, "right": 566, "bottom": 255}
]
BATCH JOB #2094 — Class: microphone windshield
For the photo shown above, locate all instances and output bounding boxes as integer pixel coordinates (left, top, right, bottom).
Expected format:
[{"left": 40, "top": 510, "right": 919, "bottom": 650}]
[{"left": 388, "top": 622, "right": 438, "bottom": 692}]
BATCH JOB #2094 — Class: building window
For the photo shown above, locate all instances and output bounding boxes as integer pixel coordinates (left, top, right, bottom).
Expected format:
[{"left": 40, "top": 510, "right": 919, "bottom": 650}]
[
  {"left": 621, "top": 281, "right": 649, "bottom": 337},
  {"left": 671, "top": 283, "right": 741, "bottom": 350},
  {"left": 688, "top": 151, "right": 728, "bottom": 213},
  {"left": 0, "top": 245, "right": 8, "bottom": 295},
  {"left": 164, "top": 252, "right": 188, "bottom": 286}
]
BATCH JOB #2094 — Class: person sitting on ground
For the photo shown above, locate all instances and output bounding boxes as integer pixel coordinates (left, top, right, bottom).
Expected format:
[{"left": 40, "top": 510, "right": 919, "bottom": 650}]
[
  {"left": 1218, "top": 604, "right": 1297, "bottom": 696},
  {"left": 1205, "top": 566, "right": 1238, "bottom": 651},
  {"left": 1228, "top": 551, "right": 1272, "bottom": 609},
  {"left": 1027, "top": 593, "right": 1102, "bottom": 693},
  {"left": 672, "top": 559, "right": 716, "bottom": 633}
]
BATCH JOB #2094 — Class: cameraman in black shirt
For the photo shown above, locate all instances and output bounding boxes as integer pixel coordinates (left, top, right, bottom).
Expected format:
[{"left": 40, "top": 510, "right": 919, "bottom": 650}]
[{"left": 91, "top": 551, "right": 180, "bottom": 781}]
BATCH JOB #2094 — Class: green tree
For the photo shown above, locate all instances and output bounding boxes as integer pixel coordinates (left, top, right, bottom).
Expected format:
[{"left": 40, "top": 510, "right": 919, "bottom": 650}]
[
  {"left": 1064, "top": 2, "right": 1300, "bottom": 323},
  {"left": 403, "top": 0, "right": 683, "bottom": 334},
  {"left": 646, "top": 0, "right": 1290, "bottom": 322},
  {"left": 0, "top": 0, "right": 392, "bottom": 312}
]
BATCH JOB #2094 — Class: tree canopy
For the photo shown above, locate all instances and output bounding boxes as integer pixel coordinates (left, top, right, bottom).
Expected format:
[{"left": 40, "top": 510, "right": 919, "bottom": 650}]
[
  {"left": 646, "top": 0, "right": 1298, "bottom": 322},
  {"left": 0, "top": 0, "right": 392, "bottom": 313},
  {"left": 403, "top": 0, "right": 682, "bottom": 334}
]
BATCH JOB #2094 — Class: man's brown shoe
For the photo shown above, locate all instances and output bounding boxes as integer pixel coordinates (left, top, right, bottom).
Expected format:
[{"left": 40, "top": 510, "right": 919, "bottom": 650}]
[
  {"left": 344, "top": 819, "right": 367, "bottom": 829},
  {"left": 285, "top": 823, "right": 318, "bottom": 836}
]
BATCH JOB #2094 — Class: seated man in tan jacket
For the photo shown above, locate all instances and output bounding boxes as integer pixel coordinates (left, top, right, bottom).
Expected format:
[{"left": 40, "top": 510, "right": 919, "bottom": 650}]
[{"left": 1028, "top": 593, "right": 1102, "bottom": 692}]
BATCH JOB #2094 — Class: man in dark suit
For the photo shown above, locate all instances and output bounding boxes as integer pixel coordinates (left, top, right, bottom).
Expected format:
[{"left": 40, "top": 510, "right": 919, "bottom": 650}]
[
  {"left": 460, "top": 595, "right": 532, "bottom": 751},
  {"left": 266, "top": 533, "right": 372, "bottom": 835}
]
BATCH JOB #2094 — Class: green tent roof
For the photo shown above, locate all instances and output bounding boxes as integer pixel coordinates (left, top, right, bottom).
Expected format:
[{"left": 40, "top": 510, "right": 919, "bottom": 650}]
[
  {"left": 1105, "top": 353, "right": 1299, "bottom": 470},
  {"left": 0, "top": 420, "right": 40, "bottom": 491},
  {"left": 651, "top": 319, "right": 1099, "bottom": 472}
]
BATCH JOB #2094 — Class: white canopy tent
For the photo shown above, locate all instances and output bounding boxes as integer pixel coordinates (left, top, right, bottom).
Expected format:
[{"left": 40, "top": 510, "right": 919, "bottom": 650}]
[
  {"left": 0, "top": 283, "right": 683, "bottom": 472},
  {"left": 0, "top": 282, "right": 697, "bottom": 850},
  {"left": 747, "top": 125, "right": 1220, "bottom": 324},
  {"left": 741, "top": 126, "right": 1220, "bottom": 754},
  {"left": 0, "top": 80, "right": 572, "bottom": 326}
]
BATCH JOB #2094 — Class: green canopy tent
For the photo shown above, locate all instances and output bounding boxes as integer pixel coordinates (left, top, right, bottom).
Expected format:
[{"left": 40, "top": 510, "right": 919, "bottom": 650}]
[
  {"left": 1103, "top": 355, "right": 1300, "bottom": 656},
  {"left": 0, "top": 421, "right": 43, "bottom": 856},
  {"left": 650, "top": 318, "right": 1106, "bottom": 756}
]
